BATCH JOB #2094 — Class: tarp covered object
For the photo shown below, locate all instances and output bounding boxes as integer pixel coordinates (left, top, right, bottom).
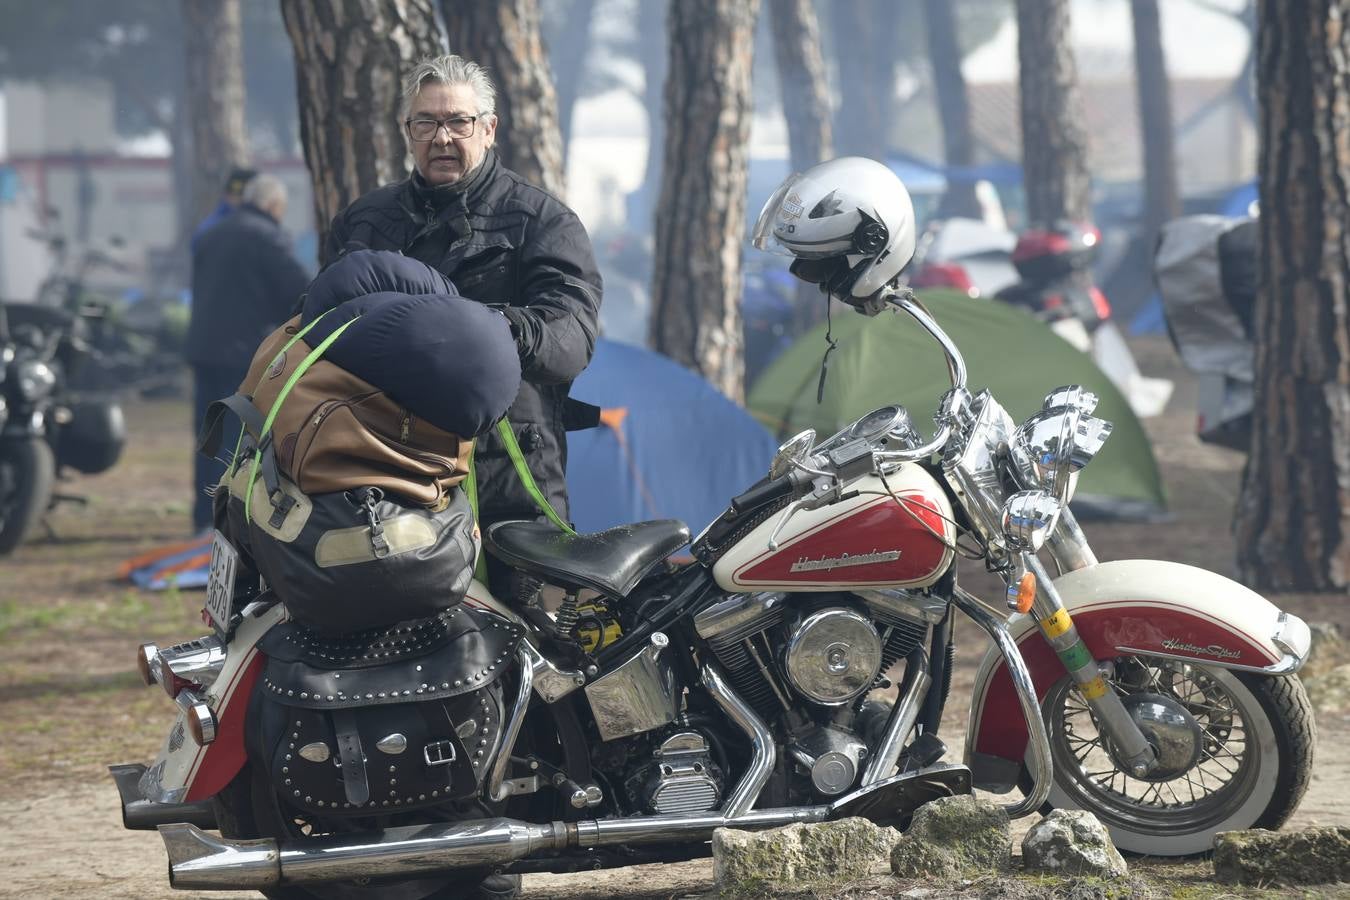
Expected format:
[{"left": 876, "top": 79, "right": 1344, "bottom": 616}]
[
  {"left": 748, "top": 290, "right": 1167, "bottom": 520},
  {"left": 567, "top": 339, "right": 778, "bottom": 535}
]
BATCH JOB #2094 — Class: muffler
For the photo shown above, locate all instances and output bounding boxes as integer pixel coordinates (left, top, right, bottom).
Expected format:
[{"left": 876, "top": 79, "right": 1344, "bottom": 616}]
[{"left": 160, "top": 764, "right": 972, "bottom": 890}]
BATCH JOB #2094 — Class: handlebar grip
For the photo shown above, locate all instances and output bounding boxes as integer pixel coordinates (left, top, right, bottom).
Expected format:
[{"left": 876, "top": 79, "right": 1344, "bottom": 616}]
[{"left": 729, "top": 475, "right": 794, "bottom": 514}]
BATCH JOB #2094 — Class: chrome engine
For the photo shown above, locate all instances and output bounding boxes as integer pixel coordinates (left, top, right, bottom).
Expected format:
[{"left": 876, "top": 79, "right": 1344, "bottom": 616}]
[
  {"left": 784, "top": 608, "right": 882, "bottom": 704},
  {"left": 625, "top": 730, "right": 724, "bottom": 815}
]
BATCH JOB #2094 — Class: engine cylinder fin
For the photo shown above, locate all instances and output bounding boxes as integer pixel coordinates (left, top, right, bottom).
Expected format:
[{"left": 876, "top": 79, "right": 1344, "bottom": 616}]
[
  {"left": 707, "top": 636, "right": 783, "bottom": 723},
  {"left": 877, "top": 615, "right": 929, "bottom": 681}
]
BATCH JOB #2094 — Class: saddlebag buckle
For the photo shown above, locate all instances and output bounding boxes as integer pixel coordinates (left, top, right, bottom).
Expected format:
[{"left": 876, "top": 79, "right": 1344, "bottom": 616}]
[{"left": 423, "top": 740, "right": 458, "bottom": 767}]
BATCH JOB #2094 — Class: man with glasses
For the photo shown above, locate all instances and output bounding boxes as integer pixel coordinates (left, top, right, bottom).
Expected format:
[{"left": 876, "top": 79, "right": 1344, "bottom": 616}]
[{"left": 325, "top": 54, "right": 602, "bottom": 551}]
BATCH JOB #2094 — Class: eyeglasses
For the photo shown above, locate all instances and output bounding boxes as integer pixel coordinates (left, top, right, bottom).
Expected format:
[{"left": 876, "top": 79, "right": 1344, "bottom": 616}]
[{"left": 405, "top": 115, "right": 480, "bottom": 141}]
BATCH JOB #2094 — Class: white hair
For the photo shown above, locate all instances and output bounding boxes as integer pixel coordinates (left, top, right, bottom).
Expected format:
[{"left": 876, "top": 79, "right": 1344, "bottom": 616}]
[
  {"left": 242, "top": 173, "right": 287, "bottom": 212},
  {"left": 401, "top": 54, "right": 497, "bottom": 119}
]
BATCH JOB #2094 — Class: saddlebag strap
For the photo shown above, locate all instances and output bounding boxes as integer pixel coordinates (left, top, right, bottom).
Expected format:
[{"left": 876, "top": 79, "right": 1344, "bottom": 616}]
[
  {"left": 197, "top": 392, "right": 268, "bottom": 461},
  {"left": 332, "top": 708, "right": 371, "bottom": 806}
]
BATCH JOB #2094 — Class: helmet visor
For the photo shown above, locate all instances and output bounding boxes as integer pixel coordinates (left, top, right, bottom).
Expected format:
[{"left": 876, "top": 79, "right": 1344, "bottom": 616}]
[{"left": 751, "top": 173, "right": 804, "bottom": 257}]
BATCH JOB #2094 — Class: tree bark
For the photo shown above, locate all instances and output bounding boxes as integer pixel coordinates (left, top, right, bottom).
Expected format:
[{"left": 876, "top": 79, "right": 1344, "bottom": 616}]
[
  {"left": 829, "top": 0, "right": 896, "bottom": 162},
  {"left": 649, "top": 0, "right": 758, "bottom": 403},
  {"left": 548, "top": 0, "right": 597, "bottom": 167},
  {"left": 279, "top": 0, "right": 442, "bottom": 261},
  {"left": 442, "top": 0, "right": 566, "bottom": 197},
  {"left": 632, "top": 0, "right": 668, "bottom": 234},
  {"left": 923, "top": 0, "right": 983, "bottom": 219},
  {"left": 181, "top": 0, "right": 249, "bottom": 227},
  {"left": 1130, "top": 0, "right": 1179, "bottom": 243},
  {"left": 767, "top": 0, "right": 832, "bottom": 174},
  {"left": 1235, "top": 0, "right": 1350, "bottom": 590},
  {"left": 1014, "top": 0, "right": 1091, "bottom": 224}
]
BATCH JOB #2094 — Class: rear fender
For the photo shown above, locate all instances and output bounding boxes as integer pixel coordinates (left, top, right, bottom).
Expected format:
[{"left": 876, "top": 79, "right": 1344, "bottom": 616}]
[
  {"left": 139, "top": 602, "right": 286, "bottom": 805},
  {"left": 963, "top": 559, "right": 1310, "bottom": 792}
]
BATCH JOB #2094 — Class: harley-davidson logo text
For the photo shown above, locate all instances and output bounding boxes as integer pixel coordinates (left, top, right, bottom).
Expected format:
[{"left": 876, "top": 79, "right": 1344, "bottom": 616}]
[
  {"left": 1161, "top": 637, "right": 1242, "bottom": 660},
  {"left": 790, "top": 550, "right": 901, "bottom": 572}
]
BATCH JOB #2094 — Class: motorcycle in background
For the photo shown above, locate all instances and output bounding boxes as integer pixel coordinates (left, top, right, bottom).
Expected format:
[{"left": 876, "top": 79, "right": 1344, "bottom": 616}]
[{"left": 111, "top": 286, "right": 1313, "bottom": 898}]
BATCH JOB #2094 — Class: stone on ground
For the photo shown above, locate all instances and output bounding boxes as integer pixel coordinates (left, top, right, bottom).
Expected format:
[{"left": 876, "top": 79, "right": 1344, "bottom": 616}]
[
  {"left": 712, "top": 817, "right": 900, "bottom": 893},
  {"left": 1021, "top": 809, "right": 1127, "bottom": 879},
  {"left": 889, "top": 794, "right": 1011, "bottom": 878},
  {"left": 1304, "top": 621, "right": 1348, "bottom": 680},
  {"left": 1213, "top": 826, "right": 1350, "bottom": 885},
  {"left": 1305, "top": 662, "right": 1350, "bottom": 714}
]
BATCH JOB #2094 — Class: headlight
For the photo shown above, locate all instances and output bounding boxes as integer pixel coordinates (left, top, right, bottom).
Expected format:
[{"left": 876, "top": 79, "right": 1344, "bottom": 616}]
[
  {"left": 1000, "top": 490, "right": 1062, "bottom": 552},
  {"left": 1010, "top": 385, "right": 1112, "bottom": 504},
  {"left": 15, "top": 359, "right": 56, "bottom": 402}
]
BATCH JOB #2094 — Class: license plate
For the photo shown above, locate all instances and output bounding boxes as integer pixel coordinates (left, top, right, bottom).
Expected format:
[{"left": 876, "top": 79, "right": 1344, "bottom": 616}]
[{"left": 205, "top": 530, "right": 239, "bottom": 633}]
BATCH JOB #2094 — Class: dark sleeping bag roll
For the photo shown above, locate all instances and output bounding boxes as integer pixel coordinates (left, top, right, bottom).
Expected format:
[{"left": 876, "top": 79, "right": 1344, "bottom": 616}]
[
  {"left": 303, "top": 249, "right": 458, "bottom": 321},
  {"left": 300, "top": 290, "right": 522, "bottom": 439}
]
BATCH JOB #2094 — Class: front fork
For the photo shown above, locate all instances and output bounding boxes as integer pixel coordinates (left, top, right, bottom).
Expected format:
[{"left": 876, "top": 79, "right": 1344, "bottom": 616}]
[{"left": 1021, "top": 510, "right": 1158, "bottom": 777}]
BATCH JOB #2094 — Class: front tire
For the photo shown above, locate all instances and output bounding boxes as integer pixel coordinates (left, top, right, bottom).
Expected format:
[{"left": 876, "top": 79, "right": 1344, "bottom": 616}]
[
  {"left": 0, "top": 438, "right": 55, "bottom": 555},
  {"left": 1035, "top": 655, "right": 1315, "bottom": 856}
]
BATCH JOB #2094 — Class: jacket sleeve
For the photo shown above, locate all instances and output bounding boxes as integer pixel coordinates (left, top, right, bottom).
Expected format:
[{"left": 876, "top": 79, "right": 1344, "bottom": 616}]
[
  {"left": 502, "top": 207, "right": 603, "bottom": 384},
  {"left": 265, "top": 231, "right": 313, "bottom": 329}
]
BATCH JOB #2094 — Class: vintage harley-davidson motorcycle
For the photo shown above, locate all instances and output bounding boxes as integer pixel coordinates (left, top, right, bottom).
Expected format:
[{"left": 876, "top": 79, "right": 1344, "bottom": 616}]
[{"left": 111, "top": 288, "right": 1313, "bottom": 897}]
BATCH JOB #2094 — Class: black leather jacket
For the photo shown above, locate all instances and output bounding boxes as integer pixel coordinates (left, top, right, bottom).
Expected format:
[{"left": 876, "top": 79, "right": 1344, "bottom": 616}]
[{"left": 324, "top": 152, "right": 602, "bottom": 526}]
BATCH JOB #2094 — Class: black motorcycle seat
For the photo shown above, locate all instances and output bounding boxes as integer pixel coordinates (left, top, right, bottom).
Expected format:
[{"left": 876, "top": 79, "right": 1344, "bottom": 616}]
[{"left": 485, "top": 519, "right": 691, "bottom": 599}]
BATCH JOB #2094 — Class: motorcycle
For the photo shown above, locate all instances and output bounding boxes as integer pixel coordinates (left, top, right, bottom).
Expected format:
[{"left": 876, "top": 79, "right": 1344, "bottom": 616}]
[
  {"left": 0, "top": 298, "right": 127, "bottom": 554},
  {"left": 111, "top": 287, "right": 1313, "bottom": 897}
]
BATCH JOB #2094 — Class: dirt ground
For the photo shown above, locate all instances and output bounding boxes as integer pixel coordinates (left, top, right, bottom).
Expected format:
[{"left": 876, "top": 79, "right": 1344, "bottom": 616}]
[{"left": 1, "top": 335, "right": 1348, "bottom": 899}]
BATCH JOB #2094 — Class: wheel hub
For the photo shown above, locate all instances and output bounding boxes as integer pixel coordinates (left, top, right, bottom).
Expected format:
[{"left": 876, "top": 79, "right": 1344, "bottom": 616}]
[{"left": 1109, "top": 692, "right": 1204, "bottom": 782}]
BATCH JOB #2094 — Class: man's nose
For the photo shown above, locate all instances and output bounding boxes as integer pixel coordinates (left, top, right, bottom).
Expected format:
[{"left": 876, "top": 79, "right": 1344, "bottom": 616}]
[{"left": 433, "top": 126, "right": 453, "bottom": 146}]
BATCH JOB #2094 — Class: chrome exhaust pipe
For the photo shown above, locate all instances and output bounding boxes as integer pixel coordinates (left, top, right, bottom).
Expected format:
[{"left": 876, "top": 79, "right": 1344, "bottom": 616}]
[{"left": 161, "top": 808, "right": 828, "bottom": 890}]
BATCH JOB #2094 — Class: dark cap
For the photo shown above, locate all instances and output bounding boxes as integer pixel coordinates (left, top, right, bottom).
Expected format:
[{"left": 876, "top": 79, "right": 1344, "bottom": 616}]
[{"left": 223, "top": 167, "right": 258, "bottom": 198}]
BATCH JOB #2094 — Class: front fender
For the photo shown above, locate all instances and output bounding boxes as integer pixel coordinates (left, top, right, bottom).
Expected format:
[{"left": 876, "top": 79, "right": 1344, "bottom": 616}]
[{"left": 963, "top": 559, "right": 1310, "bottom": 792}]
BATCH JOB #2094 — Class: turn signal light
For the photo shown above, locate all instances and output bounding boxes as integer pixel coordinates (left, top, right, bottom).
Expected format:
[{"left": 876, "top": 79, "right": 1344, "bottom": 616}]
[
  {"left": 1013, "top": 572, "right": 1038, "bottom": 614},
  {"left": 175, "top": 690, "right": 218, "bottom": 746}
]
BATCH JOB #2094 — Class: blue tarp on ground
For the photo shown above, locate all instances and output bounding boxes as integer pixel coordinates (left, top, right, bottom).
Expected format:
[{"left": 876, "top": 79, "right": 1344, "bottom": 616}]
[{"left": 566, "top": 338, "right": 779, "bottom": 536}]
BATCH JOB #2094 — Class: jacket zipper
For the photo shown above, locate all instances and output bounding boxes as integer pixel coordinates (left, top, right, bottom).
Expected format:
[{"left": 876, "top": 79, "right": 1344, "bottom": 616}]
[{"left": 400, "top": 411, "right": 412, "bottom": 443}]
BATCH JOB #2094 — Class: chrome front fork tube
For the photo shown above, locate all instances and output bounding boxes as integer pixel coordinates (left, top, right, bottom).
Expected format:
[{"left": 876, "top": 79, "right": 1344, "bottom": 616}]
[
  {"left": 1021, "top": 553, "right": 1156, "bottom": 777},
  {"left": 1044, "top": 506, "right": 1098, "bottom": 574}
]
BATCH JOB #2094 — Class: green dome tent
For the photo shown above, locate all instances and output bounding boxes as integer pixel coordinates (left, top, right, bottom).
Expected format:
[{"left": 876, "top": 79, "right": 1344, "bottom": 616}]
[{"left": 747, "top": 290, "right": 1167, "bottom": 520}]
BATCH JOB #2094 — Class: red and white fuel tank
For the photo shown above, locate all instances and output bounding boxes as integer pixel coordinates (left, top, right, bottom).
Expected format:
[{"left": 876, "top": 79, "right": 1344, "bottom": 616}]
[{"left": 713, "top": 466, "right": 956, "bottom": 592}]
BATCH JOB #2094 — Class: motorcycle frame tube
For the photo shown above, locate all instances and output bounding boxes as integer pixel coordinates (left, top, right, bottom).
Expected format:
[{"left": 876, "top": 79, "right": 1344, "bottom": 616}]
[
  {"left": 860, "top": 648, "right": 930, "bottom": 786},
  {"left": 138, "top": 601, "right": 286, "bottom": 805},
  {"left": 488, "top": 645, "right": 535, "bottom": 802},
  {"left": 701, "top": 662, "right": 775, "bottom": 818},
  {"left": 1021, "top": 553, "right": 1155, "bottom": 774},
  {"left": 964, "top": 559, "right": 1307, "bottom": 788},
  {"left": 951, "top": 587, "right": 1052, "bottom": 818}
]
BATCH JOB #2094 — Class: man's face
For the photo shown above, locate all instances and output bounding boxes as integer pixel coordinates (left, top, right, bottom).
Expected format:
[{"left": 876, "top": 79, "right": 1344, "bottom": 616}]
[{"left": 406, "top": 82, "right": 497, "bottom": 187}]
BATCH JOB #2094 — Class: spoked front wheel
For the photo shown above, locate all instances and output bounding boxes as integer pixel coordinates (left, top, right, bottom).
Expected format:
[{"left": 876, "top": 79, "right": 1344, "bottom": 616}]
[{"left": 1038, "top": 654, "right": 1315, "bottom": 856}]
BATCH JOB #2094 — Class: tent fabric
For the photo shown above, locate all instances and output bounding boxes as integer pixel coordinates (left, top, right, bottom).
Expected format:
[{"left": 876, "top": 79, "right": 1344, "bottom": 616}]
[
  {"left": 121, "top": 533, "right": 214, "bottom": 590},
  {"left": 747, "top": 289, "right": 1167, "bottom": 519},
  {"left": 566, "top": 338, "right": 779, "bottom": 536}
]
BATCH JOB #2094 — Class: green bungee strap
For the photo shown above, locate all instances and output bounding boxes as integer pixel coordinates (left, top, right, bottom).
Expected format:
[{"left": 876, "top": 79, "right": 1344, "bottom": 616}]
[
  {"left": 243, "top": 315, "right": 362, "bottom": 524},
  {"left": 465, "top": 418, "right": 576, "bottom": 585},
  {"left": 229, "top": 312, "right": 334, "bottom": 469}
]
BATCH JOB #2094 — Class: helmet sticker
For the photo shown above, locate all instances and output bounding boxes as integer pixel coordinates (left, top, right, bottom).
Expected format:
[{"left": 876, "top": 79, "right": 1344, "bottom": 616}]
[
  {"left": 809, "top": 190, "right": 843, "bottom": 219},
  {"left": 780, "top": 192, "right": 804, "bottom": 220}
]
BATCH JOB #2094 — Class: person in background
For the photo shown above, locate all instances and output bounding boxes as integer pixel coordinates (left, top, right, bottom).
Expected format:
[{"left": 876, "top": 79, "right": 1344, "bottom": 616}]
[
  {"left": 325, "top": 55, "right": 603, "bottom": 553},
  {"left": 185, "top": 173, "right": 310, "bottom": 533},
  {"left": 190, "top": 167, "right": 257, "bottom": 253}
]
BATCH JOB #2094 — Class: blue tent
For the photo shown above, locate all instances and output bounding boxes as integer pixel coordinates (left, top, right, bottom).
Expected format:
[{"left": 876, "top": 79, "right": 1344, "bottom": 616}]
[{"left": 566, "top": 339, "right": 779, "bottom": 536}]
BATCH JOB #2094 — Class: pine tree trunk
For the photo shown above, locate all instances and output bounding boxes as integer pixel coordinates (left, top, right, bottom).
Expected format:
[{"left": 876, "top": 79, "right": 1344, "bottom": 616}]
[
  {"left": 548, "top": 0, "right": 597, "bottom": 167},
  {"left": 181, "top": 0, "right": 248, "bottom": 226},
  {"left": 1130, "top": 0, "right": 1179, "bottom": 242},
  {"left": 1235, "top": 0, "right": 1350, "bottom": 590},
  {"left": 279, "top": 0, "right": 441, "bottom": 260},
  {"left": 1015, "top": 0, "right": 1091, "bottom": 224},
  {"left": 829, "top": 0, "right": 895, "bottom": 162},
  {"left": 767, "top": 0, "right": 832, "bottom": 173},
  {"left": 649, "top": 0, "right": 758, "bottom": 403},
  {"left": 923, "top": 0, "right": 982, "bottom": 220},
  {"left": 442, "top": 0, "right": 566, "bottom": 197}
]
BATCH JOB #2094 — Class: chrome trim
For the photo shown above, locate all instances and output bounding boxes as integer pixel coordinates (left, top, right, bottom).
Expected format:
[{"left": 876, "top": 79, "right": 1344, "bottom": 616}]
[
  {"left": 701, "top": 662, "right": 774, "bottom": 818},
  {"left": 488, "top": 646, "right": 534, "bottom": 803},
  {"left": 854, "top": 588, "right": 948, "bottom": 626},
  {"left": 1000, "top": 491, "right": 1062, "bottom": 553},
  {"left": 584, "top": 632, "right": 679, "bottom": 740},
  {"left": 861, "top": 649, "right": 930, "bottom": 785},
  {"left": 784, "top": 608, "right": 882, "bottom": 705},
  {"left": 1271, "top": 611, "right": 1311, "bottom": 673},
  {"left": 952, "top": 588, "right": 1052, "bottom": 818},
  {"left": 694, "top": 592, "right": 784, "bottom": 642},
  {"left": 158, "top": 636, "right": 228, "bottom": 690},
  {"left": 1114, "top": 644, "right": 1308, "bottom": 676},
  {"left": 522, "top": 640, "right": 586, "bottom": 703},
  {"left": 1044, "top": 506, "right": 1098, "bottom": 572},
  {"left": 174, "top": 689, "right": 216, "bottom": 745}
]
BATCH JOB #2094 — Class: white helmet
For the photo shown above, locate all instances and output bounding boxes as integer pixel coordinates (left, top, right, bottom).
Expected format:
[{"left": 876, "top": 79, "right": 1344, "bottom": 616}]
[{"left": 752, "top": 157, "right": 917, "bottom": 303}]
